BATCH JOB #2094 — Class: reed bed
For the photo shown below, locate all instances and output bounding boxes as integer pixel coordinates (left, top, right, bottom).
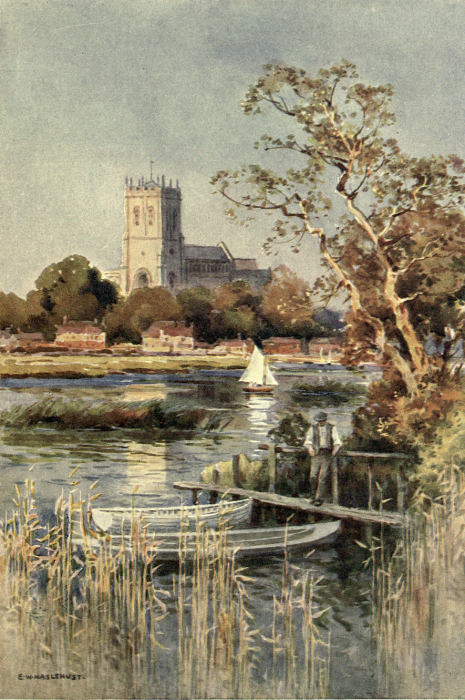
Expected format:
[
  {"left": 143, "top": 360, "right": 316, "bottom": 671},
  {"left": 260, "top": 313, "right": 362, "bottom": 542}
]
[
  {"left": 290, "top": 380, "right": 366, "bottom": 406},
  {"left": 0, "top": 482, "right": 331, "bottom": 698},
  {"left": 372, "top": 466, "right": 465, "bottom": 698},
  {"left": 0, "top": 397, "right": 222, "bottom": 431}
]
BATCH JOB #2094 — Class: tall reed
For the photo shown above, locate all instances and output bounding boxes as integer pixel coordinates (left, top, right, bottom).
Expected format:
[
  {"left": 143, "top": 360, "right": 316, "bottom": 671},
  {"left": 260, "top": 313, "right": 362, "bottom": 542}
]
[
  {"left": 0, "top": 482, "right": 331, "bottom": 698},
  {"left": 372, "top": 465, "right": 465, "bottom": 698}
]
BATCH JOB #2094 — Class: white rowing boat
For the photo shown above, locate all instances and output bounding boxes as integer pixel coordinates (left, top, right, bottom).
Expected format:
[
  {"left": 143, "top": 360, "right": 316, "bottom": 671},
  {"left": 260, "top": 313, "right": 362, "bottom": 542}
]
[
  {"left": 89, "top": 497, "right": 252, "bottom": 533},
  {"left": 84, "top": 519, "right": 341, "bottom": 561}
]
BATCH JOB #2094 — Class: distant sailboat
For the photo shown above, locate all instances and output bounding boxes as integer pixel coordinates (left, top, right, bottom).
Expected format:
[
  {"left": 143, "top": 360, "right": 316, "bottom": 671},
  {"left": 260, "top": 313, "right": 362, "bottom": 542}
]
[{"left": 239, "top": 345, "right": 278, "bottom": 393}]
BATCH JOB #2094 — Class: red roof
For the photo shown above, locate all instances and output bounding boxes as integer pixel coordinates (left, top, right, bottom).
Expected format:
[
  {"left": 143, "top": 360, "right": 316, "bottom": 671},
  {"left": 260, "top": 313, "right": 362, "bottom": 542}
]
[
  {"left": 234, "top": 258, "right": 258, "bottom": 270},
  {"left": 18, "top": 331, "right": 44, "bottom": 341},
  {"left": 56, "top": 322, "right": 104, "bottom": 335},
  {"left": 143, "top": 322, "right": 193, "bottom": 338}
]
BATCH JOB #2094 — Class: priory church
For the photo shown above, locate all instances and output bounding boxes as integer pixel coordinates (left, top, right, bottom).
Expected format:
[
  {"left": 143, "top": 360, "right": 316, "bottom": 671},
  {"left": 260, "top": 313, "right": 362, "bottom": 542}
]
[{"left": 105, "top": 167, "right": 270, "bottom": 295}]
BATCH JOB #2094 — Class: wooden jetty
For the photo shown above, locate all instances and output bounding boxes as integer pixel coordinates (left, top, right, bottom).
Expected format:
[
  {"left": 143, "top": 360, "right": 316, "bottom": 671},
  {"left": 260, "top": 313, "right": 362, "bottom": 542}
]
[
  {"left": 173, "top": 481, "right": 406, "bottom": 527},
  {"left": 174, "top": 443, "right": 413, "bottom": 528}
]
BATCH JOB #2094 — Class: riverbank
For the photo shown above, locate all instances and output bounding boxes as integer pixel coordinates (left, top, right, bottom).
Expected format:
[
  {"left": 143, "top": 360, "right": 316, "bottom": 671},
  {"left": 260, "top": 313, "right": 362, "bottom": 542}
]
[{"left": 0, "top": 353, "right": 248, "bottom": 378}]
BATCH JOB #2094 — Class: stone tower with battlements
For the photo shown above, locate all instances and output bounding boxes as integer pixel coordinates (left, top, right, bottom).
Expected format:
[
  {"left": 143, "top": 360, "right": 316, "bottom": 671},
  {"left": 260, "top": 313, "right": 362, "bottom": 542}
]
[
  {"left": 104, "top": 166, "right": 271, "bottom": 295},
  {"left": 119, "top": 171, "right": 185, "bottom": 295}
]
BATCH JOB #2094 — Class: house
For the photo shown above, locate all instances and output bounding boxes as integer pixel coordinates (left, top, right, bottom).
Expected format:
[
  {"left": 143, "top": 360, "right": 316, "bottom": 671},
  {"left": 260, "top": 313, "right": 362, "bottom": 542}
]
[
  {"left": 17, "top": 331, "right": 45, "bottom": 350},
  {"left": 0, "top": 329, "right": 18, "bottom": 352},
  {"left": 262, "top": 337, "right": 303, "bottom": 355},
  {"left": 207, "top": 339, "right": 253, "bottom": 356},
  {"left": 142, "top": 322, "right": 194, "bottom": 354},
  {"left": 54, "top": 322, "right": 106, "bottom": 350}
]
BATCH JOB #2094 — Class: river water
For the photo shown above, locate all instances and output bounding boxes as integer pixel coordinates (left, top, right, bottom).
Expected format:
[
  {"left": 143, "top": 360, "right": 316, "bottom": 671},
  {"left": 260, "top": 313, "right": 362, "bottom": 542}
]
[{"left": 0, "top": 364, "right": 381, "bottom": 697}]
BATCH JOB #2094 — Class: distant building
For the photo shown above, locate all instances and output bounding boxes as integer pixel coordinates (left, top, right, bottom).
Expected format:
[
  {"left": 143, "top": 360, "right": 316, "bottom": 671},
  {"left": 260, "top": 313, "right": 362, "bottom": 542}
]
[
  {"left": 17, "top": 331, "right": 45, "bottom": 349},
  {"left": 207, "top": 338, "right": 253, "bottom": 356},
  {"left": 262, "top": 337, "right": 303, "bottom": 355},
  {"left": 105, "top": 169, "right": 270, "bottom": 295},
  {"left": 141, "top": 321, "right": 194, "bottom": 354},
  {"left": 0, "top": 329, "right": 18, "bottom": 351},
  {"left": 54, "top": 322, "right": 106, "bottom": 350}
]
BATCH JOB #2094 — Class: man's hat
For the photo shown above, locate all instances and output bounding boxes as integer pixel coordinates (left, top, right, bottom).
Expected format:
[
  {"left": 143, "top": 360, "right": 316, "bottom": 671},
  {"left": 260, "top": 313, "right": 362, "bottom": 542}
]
[{"left": 314, "top": 411, "right": 328, "bottom": 422}]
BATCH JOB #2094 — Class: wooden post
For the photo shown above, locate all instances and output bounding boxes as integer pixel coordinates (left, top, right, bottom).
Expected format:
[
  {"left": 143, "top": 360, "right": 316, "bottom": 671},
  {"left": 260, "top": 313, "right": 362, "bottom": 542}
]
[
  {"left": 210, "top": 465, "right": 220, "bottom": 504},
  {"left": 367, "top": 460, "right": 374, "bottom": 510},
  {"left": 396, "top": 464, "right": 405, "bottom": 512},
  {"left": 232, "top": 454, "right": 242, "bottom": 488},
  {"left": 192, "top": 489, "right": 199, "bottom": 505},
  {"left": 268, "top": 445, "right": 277, "bottom": 493},
  {"left": 250, "top": 499, "right": 262, "bottom": 526},
  {"left": 331, "top": 453, "right": 340, "bottom": 505}
]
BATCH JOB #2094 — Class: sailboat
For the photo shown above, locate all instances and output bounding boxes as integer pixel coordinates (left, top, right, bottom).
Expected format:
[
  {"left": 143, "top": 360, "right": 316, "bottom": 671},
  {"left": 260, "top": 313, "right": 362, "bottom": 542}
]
[{"left": 239, "top": 345, "right": 278, "bottom": 393}]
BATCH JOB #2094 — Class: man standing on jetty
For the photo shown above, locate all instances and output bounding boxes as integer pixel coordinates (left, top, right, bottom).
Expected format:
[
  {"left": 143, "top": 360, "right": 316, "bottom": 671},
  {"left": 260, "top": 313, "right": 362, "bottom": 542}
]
[{"left": 304, "top": 411, "right": 342, "bottom": 506}]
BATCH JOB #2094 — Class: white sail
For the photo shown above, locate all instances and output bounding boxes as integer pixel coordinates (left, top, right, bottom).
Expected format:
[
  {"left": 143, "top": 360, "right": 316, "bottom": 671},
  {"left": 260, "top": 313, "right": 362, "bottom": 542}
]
[
  {"left": 239, "top": 345, "right": 265, "bottom": 384},
  {"left": 264, "top": 359, "right": 278, "bottom": 386},
  {"left": 327, "top": 348, "right": 332, "bottom": 364},
  {"left": 239, "top": 345, "right": 278, "bottom": 386}
]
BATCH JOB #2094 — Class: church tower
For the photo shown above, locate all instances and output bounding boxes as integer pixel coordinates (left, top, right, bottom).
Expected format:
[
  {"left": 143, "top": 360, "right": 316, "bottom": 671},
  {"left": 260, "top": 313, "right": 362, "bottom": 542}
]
[{"left": 120, "top": 169, "right": 185, "bottom": 295}]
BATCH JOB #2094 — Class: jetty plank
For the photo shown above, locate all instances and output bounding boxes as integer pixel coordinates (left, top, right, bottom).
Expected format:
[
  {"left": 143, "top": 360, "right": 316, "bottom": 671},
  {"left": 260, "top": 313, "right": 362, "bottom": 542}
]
[{"left": 173, "top": 481, "right": 406, "bottom": 527}]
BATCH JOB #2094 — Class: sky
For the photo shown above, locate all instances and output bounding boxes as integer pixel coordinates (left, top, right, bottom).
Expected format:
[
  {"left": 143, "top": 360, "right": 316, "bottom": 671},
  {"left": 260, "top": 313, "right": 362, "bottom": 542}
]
[{"left": 1, "top": 0, "right": 465, "bottom": 299}]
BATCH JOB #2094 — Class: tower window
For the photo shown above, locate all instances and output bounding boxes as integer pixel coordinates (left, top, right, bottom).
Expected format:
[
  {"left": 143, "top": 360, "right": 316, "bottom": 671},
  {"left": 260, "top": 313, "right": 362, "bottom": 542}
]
[
  {"left": 169, "top": 248, "right": 175, "bottom": 255},
  {"left": 168, "top": 272, "right": 176, "bottom": 289},
  {"left": 135, "top": 271, "right": 149, "bottom": 288},
  {"left": 147, "top": 206, "right": 154, "bottom": 225},
  {"left": 133, "top": 206, "right": 140, "bottom": 226}
]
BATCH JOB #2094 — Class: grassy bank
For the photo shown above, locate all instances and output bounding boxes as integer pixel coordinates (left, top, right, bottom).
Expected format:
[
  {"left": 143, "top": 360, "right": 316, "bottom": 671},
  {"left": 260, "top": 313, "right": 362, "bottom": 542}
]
[
  {"left": 0, "top": 484, "right": 331, "bottom": 699},
  {"left": 0, "top": 396, "right": 225, "bottom": 431},
  {"left": 0, "top": 353, "right": 247, "bottom": 379}
]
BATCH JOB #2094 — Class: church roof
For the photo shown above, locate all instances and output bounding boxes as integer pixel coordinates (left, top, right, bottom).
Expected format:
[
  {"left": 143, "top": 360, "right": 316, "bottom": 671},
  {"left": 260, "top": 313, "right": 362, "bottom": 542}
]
[
  {"left": 234, "top": 258, "right": 258, "bottom": 270},
  {"left": 184, "top": 245, "right": 230, "bottom": 261}
]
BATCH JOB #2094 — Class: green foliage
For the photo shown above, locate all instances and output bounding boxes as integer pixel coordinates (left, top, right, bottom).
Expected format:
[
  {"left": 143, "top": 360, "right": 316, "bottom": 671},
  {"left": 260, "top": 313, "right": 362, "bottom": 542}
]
[
  {"left": 268, "top": 412, "right": 310, "bottom": 447},
  {"left": 260, "top": 265, "right": 318, "bottom": 338},
  {"left": 105, "top": 286, "right": 181, "bottom": 344},
  {"left": 414, "top": 404, "right": 465, "bottom": 498},
  {"left": 0, "top": 292, "right": 29, "bottom": 331},
  {"left": 0, "top": 396, "right": 220, "bottom": 432},
  {"left": 176, "top": 286, "right": 214, "bottom": 341},
  {"left": 201, "top": 455, "right": 269, "bottom": 491},
  {"left": 290, "top": 380, "right": 366, "bottom": 406},
  {"left": 34, "top": 255, "right": 118, "bottom": 326}
]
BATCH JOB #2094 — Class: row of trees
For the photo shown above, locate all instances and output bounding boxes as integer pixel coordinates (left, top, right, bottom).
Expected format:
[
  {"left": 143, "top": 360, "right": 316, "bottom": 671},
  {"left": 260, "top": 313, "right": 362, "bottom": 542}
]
[{"left": 0, "top": 256, "right": 341, "bottom": 345}]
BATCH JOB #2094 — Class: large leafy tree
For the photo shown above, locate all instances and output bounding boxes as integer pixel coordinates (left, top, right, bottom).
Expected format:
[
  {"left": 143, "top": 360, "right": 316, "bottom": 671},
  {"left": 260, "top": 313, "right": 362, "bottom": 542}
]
[
  {"left": 260, "top": 264, "right": 317, "bottom": 338},
  {"left": 0, "top": 292, "right": 29, "bottom": 330},
  {"left": 212, "top": 61, "right": 465, "bottom": 398},
  {"left": 105, "top": 287, "right": 181, "bottom": 344},
  {"left": 212, "top": 280, "right": 261, "bottom": 340},
  {"left": 34, "top": 255, "right": 118, "bottom": 325},
  {"left": 176, "top": 286, "right": 215, "bottom": 342}
]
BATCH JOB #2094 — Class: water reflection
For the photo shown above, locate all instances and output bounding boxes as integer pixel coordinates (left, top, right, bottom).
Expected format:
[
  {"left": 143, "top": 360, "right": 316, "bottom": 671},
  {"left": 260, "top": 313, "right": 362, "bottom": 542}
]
[
  {"left": 246, "top": 393, "right": 276, "bottom": 445},
  {"left": 121, "top": 383, "right": 168, "bottom": 402}
]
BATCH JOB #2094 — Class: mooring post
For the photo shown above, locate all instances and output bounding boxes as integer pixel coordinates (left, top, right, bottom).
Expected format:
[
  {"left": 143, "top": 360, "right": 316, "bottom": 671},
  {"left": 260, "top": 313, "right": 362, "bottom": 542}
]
[
  {"left": 331, "top": 453, "right": 340, "bottom": 505},
  {"left": 232, "top": 454, "right": 242, "bottom": 500},
  {"left": 268, "top": 445, "right": 277, "bottom": 493},
  {"left": 367, "top": 460, "right": 374, "bottom": 510},
  {"left": 210, "top": 466, "right": 220, "bottom": 503},
  {"left": 396, "top": 464, "right": 405, "bottom": 512}
]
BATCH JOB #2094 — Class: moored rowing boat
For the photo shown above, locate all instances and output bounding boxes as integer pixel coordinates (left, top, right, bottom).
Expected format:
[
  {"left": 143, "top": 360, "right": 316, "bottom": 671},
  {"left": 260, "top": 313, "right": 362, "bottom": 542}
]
[
  {"left": 81, "top": 518, "right": 341, "bottom": 561},
  {"left": 90, "top": 497, "right": 252, "bottom": 533}
]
